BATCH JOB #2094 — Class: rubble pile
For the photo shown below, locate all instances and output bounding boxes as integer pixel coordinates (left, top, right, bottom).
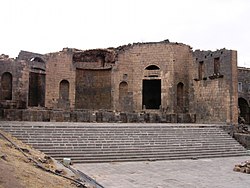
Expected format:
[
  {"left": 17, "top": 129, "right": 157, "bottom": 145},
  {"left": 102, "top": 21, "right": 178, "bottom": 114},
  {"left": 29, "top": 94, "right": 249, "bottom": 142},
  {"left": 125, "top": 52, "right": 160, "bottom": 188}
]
[{"left": 233, "top": 160, "right": 250, "bottom": 174}]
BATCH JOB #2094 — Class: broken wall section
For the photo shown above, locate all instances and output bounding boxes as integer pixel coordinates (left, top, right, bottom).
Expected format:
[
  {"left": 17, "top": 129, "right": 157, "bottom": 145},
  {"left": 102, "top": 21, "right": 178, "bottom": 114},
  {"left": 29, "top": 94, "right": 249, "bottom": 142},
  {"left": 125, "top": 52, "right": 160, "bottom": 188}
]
[
  {"left": 74, "top": 49, "right": 115, "bottom": 110},
  {"left": 238, "top": 67, "right": 250, "bottom": 124},
  {"left": 18, "top": 51, "right": 47, "bottom": 108},
  {"left": 0, "top": 54, "right": 29, "bottom": 110},
  {"left": 192, "top": 49, "right": 238, "bottom": 124},
  {"left": 45, "top": 49, "right": 76, "bottom": 109}
]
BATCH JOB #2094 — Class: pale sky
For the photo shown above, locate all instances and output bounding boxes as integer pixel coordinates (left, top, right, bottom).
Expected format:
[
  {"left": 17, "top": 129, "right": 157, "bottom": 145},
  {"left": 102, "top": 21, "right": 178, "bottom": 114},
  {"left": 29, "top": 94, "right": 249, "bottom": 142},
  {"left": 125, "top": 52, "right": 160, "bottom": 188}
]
[{"left": 0, "top": 0, "right": 250, "bottom": 67}]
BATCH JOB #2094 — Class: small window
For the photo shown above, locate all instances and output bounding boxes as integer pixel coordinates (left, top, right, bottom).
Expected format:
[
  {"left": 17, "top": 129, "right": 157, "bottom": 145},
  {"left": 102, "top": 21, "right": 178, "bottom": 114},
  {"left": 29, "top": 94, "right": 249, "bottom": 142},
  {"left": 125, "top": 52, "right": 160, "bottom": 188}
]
[
  {"left": 238, "top": 82, "right": 243, "bottom": 92},
  {"left": 145, "top": 65, "right": 160, "bottom": 70},
  {"left": 214, "top": 57, "right": 220, "bottom": 74},
  {"left": 30, "top": 57, "right": 45, "bottom": 63},
  {"left": 198, "top": 61, "right": 204, "bottom": 80}
]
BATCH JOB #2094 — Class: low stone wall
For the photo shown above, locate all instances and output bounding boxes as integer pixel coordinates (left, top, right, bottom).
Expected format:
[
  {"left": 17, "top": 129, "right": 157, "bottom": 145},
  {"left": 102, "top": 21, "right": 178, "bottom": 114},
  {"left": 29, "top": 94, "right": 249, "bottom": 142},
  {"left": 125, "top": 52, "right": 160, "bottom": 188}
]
[
  {"left": 2, "top": 109, "right": 196, "bottom": 123},
  {"left": 234, "top": 133, "right": 250, "bottom": 149}
]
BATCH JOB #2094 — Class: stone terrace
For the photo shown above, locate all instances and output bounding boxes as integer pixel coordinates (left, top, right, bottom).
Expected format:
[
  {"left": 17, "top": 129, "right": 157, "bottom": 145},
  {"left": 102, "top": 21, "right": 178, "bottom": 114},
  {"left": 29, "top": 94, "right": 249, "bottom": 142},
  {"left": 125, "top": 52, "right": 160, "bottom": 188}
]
[{"left": 0, "top": 121, "right": 248, "bottom": 163}]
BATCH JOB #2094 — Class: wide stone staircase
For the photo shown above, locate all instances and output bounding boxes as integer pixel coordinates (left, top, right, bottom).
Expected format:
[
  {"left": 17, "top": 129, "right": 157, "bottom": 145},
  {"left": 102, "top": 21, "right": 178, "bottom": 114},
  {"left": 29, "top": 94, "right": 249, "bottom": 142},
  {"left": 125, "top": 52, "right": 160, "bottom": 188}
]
[{"left": 0, "top": 122, "right": 248, "bottom": 163}]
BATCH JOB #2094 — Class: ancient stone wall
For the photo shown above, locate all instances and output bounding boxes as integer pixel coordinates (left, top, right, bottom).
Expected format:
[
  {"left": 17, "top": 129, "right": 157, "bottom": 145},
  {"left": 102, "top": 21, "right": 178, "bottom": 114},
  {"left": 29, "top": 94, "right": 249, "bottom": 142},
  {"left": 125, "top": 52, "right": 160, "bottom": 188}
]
[
  {"left": 0, "top": 55, "right": 29, "bottom": 109},
  {"left": 192, "top": 49, "right": 238, "bottom": 124},
  {"left": 18, "top": 51, "right": 46, "bottom": 108},
  {"left": 75, "top": 69, "right": 112, "bottom": 109},
  {"left": 0, "top": 41, "right": 239, "bottom": 124},
  {"left": 238, "top": 67, "right": 250, "bottom": 101},
  {"left": 73, "top": 49, "right": 115, "bottom": 110},
  {"left": 113, "top": 42, "right": 193, "bottom": 114},
  {"left": 237, "top": 67, "right": 250, "bottom": 124},
  {"left": 45, "top": 50, "right": 75, "bottom": 109}
]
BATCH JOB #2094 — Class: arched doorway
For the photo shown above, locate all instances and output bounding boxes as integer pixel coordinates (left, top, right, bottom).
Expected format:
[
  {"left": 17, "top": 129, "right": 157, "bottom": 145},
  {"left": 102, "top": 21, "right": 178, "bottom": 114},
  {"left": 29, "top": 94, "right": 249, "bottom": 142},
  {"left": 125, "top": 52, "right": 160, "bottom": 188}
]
[
  {"left": 238, "top": 97, "right": 250, "bottom": 124},
  {"left": 59, "top": 80, "right": 69, "bottom": 101},
  {"left": 1, "top": 72, "right": 12, "bottom": 100},
  {"left": 119, "top": 81, "right": 128, "bottom": 111},
  {"left": 58, "top": 80, "right": 70, "bottom": 109}
]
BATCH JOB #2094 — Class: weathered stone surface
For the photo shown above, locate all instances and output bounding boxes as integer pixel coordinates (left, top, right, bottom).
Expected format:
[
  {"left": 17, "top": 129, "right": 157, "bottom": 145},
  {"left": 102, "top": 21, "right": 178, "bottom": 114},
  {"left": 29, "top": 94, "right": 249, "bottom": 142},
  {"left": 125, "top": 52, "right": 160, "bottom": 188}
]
[{"left": 0, "top": 41, "right": 241, "bottom": 124}]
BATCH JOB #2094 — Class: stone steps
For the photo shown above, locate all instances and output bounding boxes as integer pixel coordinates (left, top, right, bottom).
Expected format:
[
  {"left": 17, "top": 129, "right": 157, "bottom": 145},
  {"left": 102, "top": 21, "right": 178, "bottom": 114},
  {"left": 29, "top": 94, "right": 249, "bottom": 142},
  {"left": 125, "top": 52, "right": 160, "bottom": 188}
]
[
  {"left": 0, "top": 122, "right": 248, "bottom": 163},
  {"left": 44, "top": 148, "right": 246, "bottom": 157},
  {"left": 71, "top": 153, "right": 248, "bottom": 163}
]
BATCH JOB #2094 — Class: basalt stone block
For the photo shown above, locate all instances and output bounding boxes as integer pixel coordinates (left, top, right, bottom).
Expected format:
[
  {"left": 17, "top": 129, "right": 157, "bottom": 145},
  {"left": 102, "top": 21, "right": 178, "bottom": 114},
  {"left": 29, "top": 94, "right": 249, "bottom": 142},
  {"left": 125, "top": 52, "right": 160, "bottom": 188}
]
[
  {"left": 76, "top": 111, "right": 90, "bottom": 122},
  {"left": 114, "top": 112, "right": 121, "bottom": 122},
  {"left": 234, "top": 133, "right": 250, "bottom": 149},
  {"left": 4, "top": 109, "right": 22, "bottom": 121},
  {"left": 14, "top": 109, "right": 23, "bottom": 121},
  {"left": 120, "top": 113, "right": 127, "bottom": 123},
  {"left": 70, "top": 111, "right": 77, "bottom": 122},
  {"left": 96, "top": 111, "right": 103, "bottom": 122},
  {"left": 63, "top": 111, "right": 71, "bottom": 122},
  {"left": 138, "top": 113, "right": 145, "bottom": 123},
  {"left": 127, "top": 113, "right": 139, "bottom": 123},
  {"left": 144, "top": 113, "right": 150, "bottom": 123},
  {"left": 171, "top": 114, "right": 177, "bottom": 123},
  {"left": 89, "top": 111, "right": 96, "bottom": 122},
  {"left": 102, "top": 111, "right": 115, "bottom": 122},
  {"left": 149, "top": 113, "right": 159, "bottom": 123},
  {"left": 21, "top": 110, "right": 31, "bottom": 121},
  {"left": 50, "top": 111, "right": 64, "bottom": 122},
  {"left": 0, "top": 108, "right": 3, "bottom": 119}
]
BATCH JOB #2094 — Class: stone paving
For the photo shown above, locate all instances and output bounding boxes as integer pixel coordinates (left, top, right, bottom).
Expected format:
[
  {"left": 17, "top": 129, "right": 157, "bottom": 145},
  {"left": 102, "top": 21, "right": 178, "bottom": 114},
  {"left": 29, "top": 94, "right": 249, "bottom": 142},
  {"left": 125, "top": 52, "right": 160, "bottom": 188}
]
[{"left": 74, "top": 156, "right": 250, "bottom": 188}]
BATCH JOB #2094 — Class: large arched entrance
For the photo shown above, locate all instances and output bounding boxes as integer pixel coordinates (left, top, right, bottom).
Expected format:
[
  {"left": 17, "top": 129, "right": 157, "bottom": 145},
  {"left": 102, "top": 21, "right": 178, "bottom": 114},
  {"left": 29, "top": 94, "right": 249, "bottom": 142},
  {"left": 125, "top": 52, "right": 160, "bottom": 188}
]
[{"left": 238, "top": 97, "right": 250, "bottom": 124}]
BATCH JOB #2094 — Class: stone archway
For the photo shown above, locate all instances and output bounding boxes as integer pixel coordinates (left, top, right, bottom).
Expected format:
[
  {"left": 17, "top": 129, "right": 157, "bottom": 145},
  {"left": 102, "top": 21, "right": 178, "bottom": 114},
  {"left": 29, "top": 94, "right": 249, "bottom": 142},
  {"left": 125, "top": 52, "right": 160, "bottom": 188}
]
[
  {"left": 58, "top": 80, "right": 70, "bottom": 109},
  {"left": 238, "top": 97, "right": 250, "bottom": 124},
  {"left": 59, "top": 80, "right": 69, "bottom": 101},
  {"left": 119, "top": 81, "right": 128, "bottom": 111},
  {"left": 1, "top": 72, "right": 12, "bottom": 100}
]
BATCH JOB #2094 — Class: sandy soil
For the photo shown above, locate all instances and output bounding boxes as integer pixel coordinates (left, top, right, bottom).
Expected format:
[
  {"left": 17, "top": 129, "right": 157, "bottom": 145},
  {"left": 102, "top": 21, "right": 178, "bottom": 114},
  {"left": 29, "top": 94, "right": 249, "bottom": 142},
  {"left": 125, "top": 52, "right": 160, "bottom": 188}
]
[{"left": 0, "top": 130, "right": 78, "bottom": 188}]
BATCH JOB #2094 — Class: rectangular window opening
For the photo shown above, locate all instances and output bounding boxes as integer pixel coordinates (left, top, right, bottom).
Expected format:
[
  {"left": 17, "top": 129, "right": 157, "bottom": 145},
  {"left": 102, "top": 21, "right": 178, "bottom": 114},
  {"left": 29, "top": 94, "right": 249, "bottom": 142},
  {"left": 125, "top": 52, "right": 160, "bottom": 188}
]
[{"left": 214, "top": 57, "right": 220, "bottom": 74}]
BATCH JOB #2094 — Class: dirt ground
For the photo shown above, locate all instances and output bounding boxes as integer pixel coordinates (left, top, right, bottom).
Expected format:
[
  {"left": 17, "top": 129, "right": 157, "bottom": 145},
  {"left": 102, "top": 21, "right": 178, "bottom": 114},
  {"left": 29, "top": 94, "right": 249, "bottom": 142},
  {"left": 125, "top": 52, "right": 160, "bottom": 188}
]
[{"left": 0, "top": 130, "right": 78, "bottom": 188}]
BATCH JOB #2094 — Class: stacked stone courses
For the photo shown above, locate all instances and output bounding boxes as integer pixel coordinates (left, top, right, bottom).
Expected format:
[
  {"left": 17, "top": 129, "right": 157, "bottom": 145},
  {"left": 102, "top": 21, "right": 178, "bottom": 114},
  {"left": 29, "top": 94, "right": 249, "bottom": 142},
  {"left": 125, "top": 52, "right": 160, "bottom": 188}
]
[{"left": 0, "top": 40, "right": 240, "bottom": 124}]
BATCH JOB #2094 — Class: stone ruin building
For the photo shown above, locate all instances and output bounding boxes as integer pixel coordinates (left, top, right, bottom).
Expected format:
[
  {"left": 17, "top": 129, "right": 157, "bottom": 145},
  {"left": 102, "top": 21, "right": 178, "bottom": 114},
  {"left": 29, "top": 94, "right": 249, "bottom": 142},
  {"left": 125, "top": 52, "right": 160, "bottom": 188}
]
[
  {"left": 238, "top": 67, "right": 250, "bottom": 124},
  {"left": 0, "top": 40, "right": 243, "bottom": 124}
]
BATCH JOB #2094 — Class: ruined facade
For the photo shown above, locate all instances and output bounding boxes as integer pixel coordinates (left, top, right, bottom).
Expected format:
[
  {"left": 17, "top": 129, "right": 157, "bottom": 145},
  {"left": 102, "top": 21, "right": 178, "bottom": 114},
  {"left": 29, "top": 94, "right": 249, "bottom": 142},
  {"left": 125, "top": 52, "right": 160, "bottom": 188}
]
[
  {"left": 0, "top": 40, "right": 239, "bottom": 124},
  {"left": 238, "top": 67, "right": 250, "bottom": 124}
]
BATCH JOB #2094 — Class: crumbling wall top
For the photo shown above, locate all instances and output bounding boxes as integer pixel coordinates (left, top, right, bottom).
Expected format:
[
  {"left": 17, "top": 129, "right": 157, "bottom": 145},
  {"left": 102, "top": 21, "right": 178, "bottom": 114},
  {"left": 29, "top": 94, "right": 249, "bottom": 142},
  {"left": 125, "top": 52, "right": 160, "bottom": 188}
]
[
  {"left": 73, "top": 49, "right": 116, "bottom": 63},
  {"left": 115, "top": 39, "right": 192, "bottom": 53},
  {"left": 0, "top": 54, "right": 14, "bottom": 61},
  {"left": 17, "top": 50, "right": 45, "bottom": 62}
]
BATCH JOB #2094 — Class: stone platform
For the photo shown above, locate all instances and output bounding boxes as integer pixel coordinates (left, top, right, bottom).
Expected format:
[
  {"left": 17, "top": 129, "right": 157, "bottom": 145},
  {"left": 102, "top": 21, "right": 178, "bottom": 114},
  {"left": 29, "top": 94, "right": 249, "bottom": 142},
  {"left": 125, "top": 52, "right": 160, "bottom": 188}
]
[{"left": 0, "top": 121, "right": 248, "bottom": 163}]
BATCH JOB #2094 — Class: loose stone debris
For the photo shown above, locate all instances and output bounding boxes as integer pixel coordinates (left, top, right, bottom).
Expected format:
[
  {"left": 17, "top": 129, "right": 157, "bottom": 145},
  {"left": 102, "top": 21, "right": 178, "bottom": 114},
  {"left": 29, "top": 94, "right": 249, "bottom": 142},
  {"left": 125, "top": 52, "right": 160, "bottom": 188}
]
[{"left": 233, "top": 160, "right": 250, "bottom": 174}]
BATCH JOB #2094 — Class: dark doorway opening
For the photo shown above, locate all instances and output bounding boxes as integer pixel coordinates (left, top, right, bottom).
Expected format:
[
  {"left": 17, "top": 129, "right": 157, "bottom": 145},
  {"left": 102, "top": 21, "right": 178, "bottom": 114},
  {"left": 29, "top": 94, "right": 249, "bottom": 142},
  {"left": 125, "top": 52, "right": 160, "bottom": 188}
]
[
  {"left": 1, "top": 72, "right": 12, "bottom": 100},
  {"left": 238, "top": 98, "right": 250, "bottom": 124},
  {"left": 28, "top": 72, "right": 45, "bottom": 107},
  {"left": 143, "top": 80, "right": 161, "bottom": 109},
  {"left": 177, "top": 82, "right": 184, "bottom": 112}
]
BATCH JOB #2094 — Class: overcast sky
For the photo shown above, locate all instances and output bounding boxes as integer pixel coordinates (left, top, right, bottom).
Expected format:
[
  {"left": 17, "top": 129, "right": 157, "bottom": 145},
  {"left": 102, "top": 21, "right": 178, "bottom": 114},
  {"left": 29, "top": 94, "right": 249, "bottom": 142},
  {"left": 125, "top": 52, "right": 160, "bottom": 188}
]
[{"left": 0, "top": 0, "right": 250, "bottom": 67}]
